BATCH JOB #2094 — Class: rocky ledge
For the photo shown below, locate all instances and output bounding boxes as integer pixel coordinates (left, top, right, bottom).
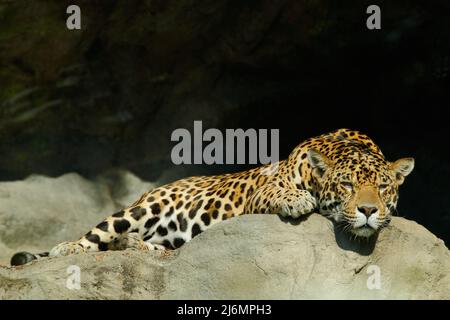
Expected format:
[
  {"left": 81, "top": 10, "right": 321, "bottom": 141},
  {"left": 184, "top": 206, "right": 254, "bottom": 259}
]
[{"left": 0, "top": 172, "right": 449, "bottom": 299}]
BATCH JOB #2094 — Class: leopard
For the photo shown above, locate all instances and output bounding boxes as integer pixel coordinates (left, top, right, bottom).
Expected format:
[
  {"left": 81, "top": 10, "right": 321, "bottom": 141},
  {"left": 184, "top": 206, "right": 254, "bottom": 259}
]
[{"left": 10, "top": 128, "right": 414, "bottom": 266}]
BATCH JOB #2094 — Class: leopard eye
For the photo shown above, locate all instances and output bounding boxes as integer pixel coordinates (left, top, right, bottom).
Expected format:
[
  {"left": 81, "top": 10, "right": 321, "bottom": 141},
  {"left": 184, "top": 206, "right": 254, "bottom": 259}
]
[{"left": 341, "top": 181, "right": 353, "bottom": 191}]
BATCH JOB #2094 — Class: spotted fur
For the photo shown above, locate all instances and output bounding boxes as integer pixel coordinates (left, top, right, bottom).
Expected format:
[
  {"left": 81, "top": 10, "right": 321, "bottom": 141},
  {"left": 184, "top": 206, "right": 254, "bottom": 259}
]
[{"left": 11, "top": 129, "right": 414, "bottom": 265}]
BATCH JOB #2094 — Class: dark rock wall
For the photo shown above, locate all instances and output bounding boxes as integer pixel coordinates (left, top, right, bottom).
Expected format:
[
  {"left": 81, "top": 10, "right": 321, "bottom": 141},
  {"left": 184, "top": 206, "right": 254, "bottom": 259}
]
[{"left": 0, "top": 0, "right": 449, "bottom": 244}]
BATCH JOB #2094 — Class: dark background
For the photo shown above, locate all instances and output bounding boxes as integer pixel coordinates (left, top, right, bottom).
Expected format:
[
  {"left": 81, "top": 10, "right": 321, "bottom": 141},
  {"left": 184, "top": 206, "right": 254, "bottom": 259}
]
[{"left": 0, "top": 0, "right": 449, "bottom": 244}]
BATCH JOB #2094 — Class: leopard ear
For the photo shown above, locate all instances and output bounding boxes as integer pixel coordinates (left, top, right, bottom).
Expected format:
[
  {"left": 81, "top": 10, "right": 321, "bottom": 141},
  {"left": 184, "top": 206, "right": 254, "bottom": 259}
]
[
  {"left": 390, "top": 157, "right": 415, "bottom": 185},
  {"left": 307, "top": 149, "right": 332, "bottom": 178}
]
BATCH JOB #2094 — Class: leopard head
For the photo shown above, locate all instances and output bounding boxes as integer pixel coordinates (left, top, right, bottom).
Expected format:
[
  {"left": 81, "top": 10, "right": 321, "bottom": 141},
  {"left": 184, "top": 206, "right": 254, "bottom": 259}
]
[{"left": 307, "top": 148, "right": 414, "bottom": 238}]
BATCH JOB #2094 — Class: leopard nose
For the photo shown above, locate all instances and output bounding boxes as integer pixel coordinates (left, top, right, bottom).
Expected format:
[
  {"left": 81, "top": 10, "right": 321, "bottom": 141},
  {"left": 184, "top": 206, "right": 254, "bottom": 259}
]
[{"left": 357, "top": 206, "right": 378, "bottom": 217}]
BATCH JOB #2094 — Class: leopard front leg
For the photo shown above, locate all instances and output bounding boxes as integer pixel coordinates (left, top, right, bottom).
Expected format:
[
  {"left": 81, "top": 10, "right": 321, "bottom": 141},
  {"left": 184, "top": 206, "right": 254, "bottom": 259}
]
[{"left": 245, "top": 182, "right": 317, "bottom": 218}]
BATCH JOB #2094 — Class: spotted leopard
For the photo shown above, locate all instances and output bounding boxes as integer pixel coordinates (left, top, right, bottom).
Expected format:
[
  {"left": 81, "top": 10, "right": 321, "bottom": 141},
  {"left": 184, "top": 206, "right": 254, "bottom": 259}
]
[{"left": 11, "top": 129, "right": 414, "bottom": 266}]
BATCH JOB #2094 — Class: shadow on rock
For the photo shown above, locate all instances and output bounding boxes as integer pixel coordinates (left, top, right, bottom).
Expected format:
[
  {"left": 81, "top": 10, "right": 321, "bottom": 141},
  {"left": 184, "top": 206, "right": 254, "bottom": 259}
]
[
  {"left": 277, "top": 213, "right": 378, "bottom": 256},
  {"left": 333, "top": 224, "right": 378, "bottom": 256},
  {"left": 276, "top": 212, "right": 312, "bottom": 225}
]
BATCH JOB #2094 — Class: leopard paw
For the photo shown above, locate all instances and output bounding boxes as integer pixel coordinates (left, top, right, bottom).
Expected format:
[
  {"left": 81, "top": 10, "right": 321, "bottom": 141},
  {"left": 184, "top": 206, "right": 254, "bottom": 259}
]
[
  {"left": 49, "top": 241, "right": 86, "bottom": 257},
  {"left": 145, "top": 243, "right": 166, "bottom": 251},
  {"left": 277, "top": 190, "right": 317, "bottom": 218},
  {"left": 119, "top": 233, "right": 166, "bottom": 251},
  {"left": 122, "top": 233, "right": 151, "bottom": 251}
]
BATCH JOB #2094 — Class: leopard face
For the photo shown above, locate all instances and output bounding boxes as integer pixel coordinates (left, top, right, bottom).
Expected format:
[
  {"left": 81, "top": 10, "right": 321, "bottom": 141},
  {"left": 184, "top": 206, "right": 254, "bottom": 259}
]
[{"left": 307, "top": 148, "right": 414, "bottom": 238}]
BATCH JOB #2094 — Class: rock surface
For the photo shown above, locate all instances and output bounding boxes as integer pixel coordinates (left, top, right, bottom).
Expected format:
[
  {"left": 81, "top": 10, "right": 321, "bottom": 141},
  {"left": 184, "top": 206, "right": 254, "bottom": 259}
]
[{"left": 0, "top": 172, "right": 449, "bottom": 299}]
